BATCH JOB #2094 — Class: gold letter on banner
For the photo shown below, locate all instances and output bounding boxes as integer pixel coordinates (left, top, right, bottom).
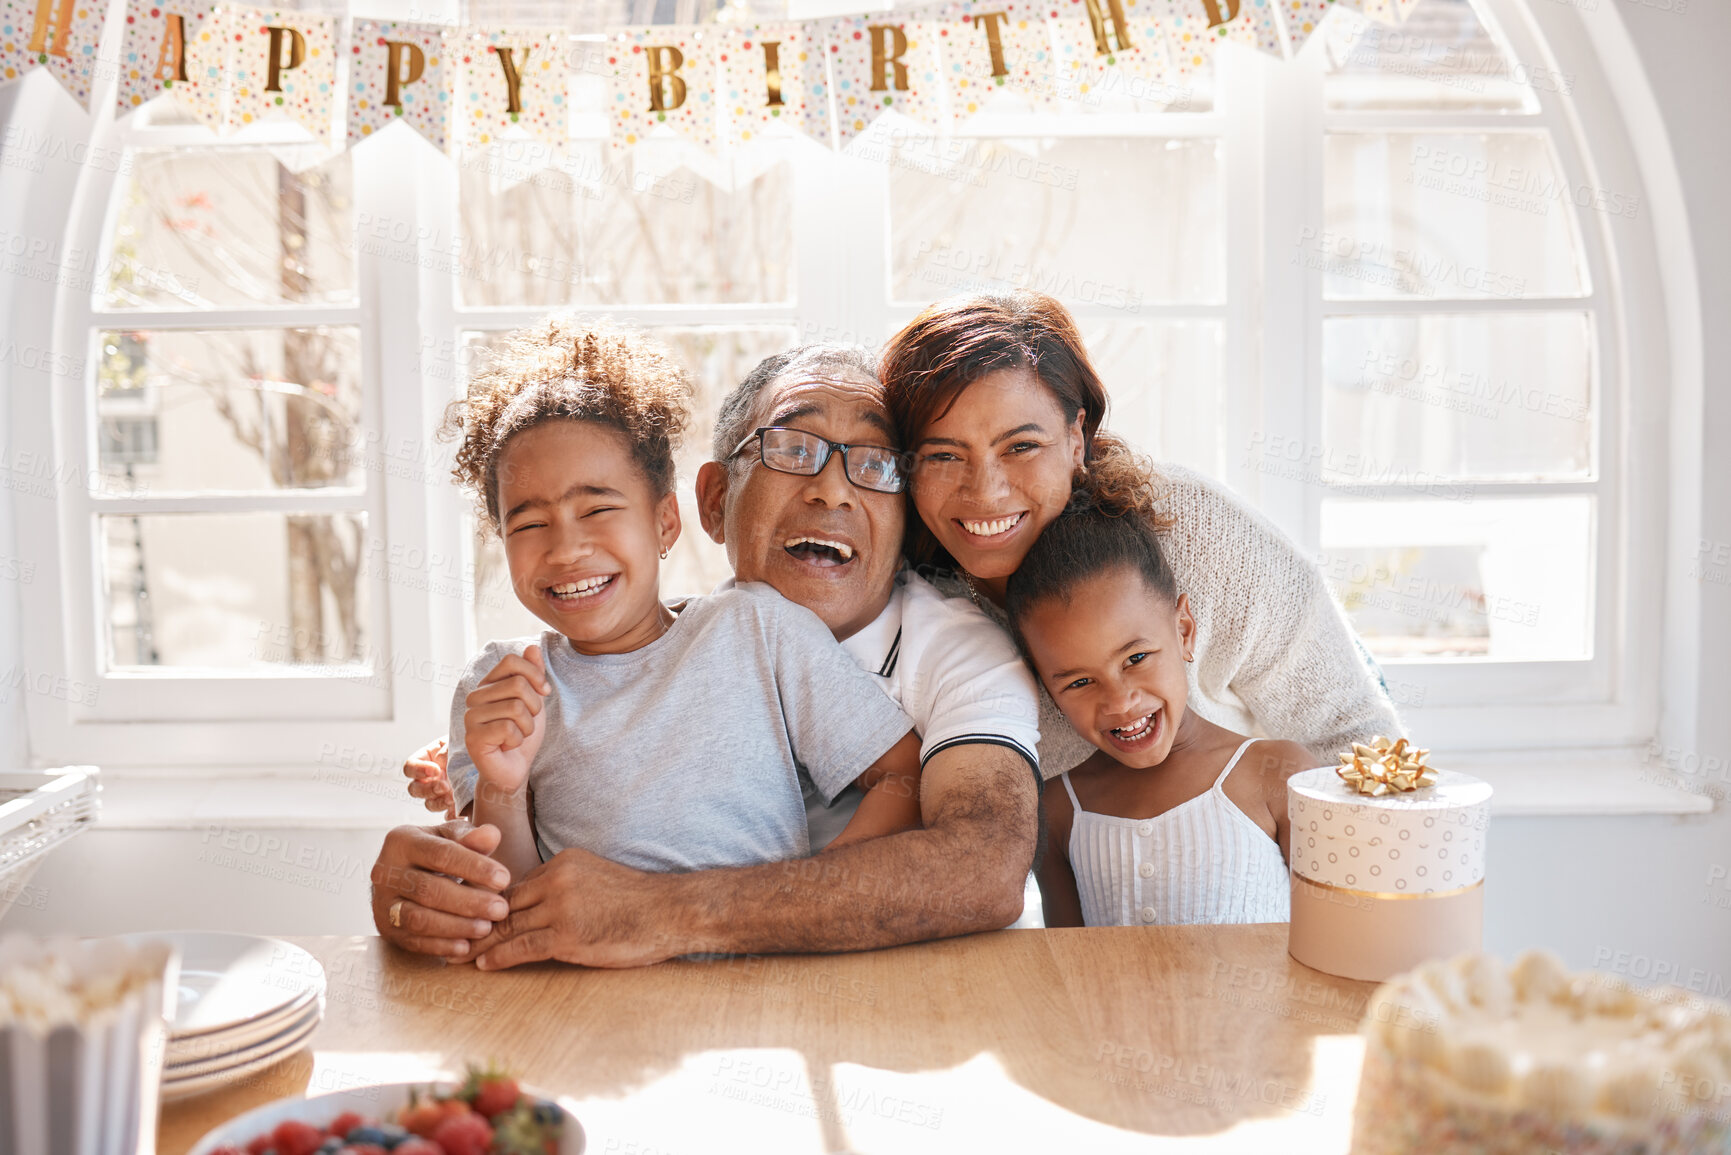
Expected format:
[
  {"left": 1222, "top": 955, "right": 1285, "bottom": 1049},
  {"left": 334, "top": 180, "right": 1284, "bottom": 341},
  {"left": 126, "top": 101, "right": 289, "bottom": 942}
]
[
  {"left": 1201, "top": 0, "right": 1240, "bottom": 24},
  {"left": 1084, "top": 0, "right": 1133, "bottom": 55},
  {"left": 868, "top": 24, "right": 909, "bottom": 92},
  {"left": 155, "top": 13, "right": 189, "bottom": 82},
  {"left": 496, "top": 46, "right": 529, "bottom": 114},
  {"left": 761, "top": 40, "right": 784, "bottom": 107},
  {"left": 264, "top": 26, "right": 306, "bottom": 92},
  {"left": 646, "top": 45, "right": 686, "bottom": 111},
  {"left": 973, "top": 11, "right": 1010, "bottom": 78},
  {"left": 27, "top": 0, "right": 76, "bottom": 57},
  {"left": 383, "top": 41, "right": 426, "bottom": 107}
]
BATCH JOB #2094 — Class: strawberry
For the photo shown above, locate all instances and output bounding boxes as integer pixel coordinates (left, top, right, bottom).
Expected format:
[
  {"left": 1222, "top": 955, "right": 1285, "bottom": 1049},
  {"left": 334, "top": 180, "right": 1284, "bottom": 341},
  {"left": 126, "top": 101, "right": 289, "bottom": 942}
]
[
  {"left": 245, "top": 1137, "right": 273, "bottom": 1155},
  {"left": 430, "top": 1112, "right": 494, "bottom": 1155},
  {"left": 339, "top": 1147, "right": 386, "bottom": 1155},
  {"left": 271, "top": 1120, "right": 327, "bottom": 1155},
  {"left": 398, "top": 1097, "right": 452, "bottom": 1138},
  {"left": 472, "top": 1075, "right": 521, "bottom": 1119},
  {"left": 392, "top": 1140, "right": 442, "bottom": 1155},
  {"left": 325, "top": 1111, "right": 367, "bottom": 1139}
]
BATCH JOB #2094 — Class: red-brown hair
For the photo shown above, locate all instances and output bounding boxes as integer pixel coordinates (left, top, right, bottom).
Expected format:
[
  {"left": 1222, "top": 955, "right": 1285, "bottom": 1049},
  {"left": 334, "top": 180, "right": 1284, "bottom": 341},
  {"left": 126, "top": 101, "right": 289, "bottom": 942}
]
[{"left": 880, "top": 290, "right": 1166, "bottom": 572}]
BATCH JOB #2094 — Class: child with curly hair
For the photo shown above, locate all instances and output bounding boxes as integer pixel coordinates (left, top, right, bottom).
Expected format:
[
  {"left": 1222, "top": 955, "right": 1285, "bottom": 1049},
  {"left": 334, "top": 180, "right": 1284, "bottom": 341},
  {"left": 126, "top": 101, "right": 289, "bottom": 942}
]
[{"left": 442, "top": 317, "right": 920, "bottom": 883}]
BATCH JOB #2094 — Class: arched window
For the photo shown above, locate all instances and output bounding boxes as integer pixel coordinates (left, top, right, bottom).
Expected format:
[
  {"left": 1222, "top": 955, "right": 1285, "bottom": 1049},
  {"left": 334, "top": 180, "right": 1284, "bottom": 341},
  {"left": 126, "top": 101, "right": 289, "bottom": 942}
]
[{"left": 4, "top": 0, "right": 1683, "bottom": 796}]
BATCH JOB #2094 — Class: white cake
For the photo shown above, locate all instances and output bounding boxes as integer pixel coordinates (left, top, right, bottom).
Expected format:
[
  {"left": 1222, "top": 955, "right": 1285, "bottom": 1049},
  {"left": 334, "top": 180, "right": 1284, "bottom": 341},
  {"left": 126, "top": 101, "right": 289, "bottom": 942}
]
[{"left": 1354, "top": 951, "right": 1731, "bottom": 1154}]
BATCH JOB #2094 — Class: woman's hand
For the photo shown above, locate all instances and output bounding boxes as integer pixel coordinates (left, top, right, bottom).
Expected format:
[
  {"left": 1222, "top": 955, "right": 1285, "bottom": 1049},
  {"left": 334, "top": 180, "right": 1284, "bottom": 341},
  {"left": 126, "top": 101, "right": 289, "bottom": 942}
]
[
  {"left": 370, "top": 820, "right": 511, "bottom": 958},
  {"left": 464, "top": 645, "right": 550, "bottom": 794},
  {"left": 402, "top": 736, "right": 455, "bottom": 817}
]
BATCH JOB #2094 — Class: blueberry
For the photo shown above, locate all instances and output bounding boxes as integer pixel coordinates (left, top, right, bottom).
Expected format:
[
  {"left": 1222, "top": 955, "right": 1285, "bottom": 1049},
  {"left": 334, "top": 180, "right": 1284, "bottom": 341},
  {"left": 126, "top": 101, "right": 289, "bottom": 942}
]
[
  {"left": 317, "top": 1141, "right": 342, "bottom": 1154},
  {"left": 374, "top": 1123, "right": 409, "bottom": 1148},
  {"left": 343, "top": 1126, "right": 390, "bottom": 1146},
  {"left": 530, "top": 1100, "right": 562, "bottom": 1126}
]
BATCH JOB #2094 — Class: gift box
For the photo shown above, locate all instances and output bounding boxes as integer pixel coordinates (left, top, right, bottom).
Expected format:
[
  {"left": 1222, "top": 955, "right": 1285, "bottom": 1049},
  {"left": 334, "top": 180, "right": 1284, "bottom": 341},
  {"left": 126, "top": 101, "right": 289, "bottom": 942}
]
[
  {"left": 0, "top": 935, "right": 180, "bottom": 1155},
  {"left": 1287, "top": 763, "right": 1492, "bottom": 982}
]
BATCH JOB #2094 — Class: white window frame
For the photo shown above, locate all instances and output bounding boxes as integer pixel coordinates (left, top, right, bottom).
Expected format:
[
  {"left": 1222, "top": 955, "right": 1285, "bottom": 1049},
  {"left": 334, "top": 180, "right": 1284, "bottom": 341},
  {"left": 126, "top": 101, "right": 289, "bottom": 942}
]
[
  {"left": 18, "top": 99, "right": 448, "bottom": 766},
  {"left": 4, "top": 0, "right": 1678, "bottom": 796}
]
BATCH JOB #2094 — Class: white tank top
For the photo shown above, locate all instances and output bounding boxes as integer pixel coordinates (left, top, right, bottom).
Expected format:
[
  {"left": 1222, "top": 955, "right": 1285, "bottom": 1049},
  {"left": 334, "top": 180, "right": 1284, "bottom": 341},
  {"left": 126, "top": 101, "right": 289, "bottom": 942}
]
[{"left": 1060, "top": 739, "right": 1291, "bottom": 927}]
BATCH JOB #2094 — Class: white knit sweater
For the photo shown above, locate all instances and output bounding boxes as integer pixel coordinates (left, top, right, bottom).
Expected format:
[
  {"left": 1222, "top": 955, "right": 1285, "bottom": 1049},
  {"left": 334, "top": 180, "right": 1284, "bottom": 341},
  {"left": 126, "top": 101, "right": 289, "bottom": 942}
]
[{"left": 941, "top": 464, "right": 1406, "bottom": 779}]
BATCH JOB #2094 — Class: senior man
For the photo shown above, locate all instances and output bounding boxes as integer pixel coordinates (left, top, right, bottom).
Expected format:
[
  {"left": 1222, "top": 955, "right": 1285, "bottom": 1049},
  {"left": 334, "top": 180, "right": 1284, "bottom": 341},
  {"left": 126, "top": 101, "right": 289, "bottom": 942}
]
[{"left": 369, "top": 345, "right": 1042, "bottom": 968}]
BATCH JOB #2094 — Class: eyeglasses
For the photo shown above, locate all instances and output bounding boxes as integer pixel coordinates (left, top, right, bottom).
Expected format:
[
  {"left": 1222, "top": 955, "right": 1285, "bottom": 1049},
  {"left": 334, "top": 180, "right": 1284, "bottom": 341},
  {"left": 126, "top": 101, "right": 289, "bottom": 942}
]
[{"left": 730, "top": 426, "right": 909, "bottom": 494}]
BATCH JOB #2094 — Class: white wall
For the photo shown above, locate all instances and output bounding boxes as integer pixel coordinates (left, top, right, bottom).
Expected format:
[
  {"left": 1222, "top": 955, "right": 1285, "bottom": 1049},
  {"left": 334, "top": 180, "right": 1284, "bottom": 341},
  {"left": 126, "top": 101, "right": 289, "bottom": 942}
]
[{"left": 2, "top": 4, "right": 1730, "bottom": 984}]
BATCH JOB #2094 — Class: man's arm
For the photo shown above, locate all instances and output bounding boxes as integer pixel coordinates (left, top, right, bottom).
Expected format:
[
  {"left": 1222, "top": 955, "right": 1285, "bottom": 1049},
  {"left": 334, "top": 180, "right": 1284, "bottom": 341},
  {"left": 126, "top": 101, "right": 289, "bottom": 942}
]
[{"left": 473, "top": 742, "right": 1035, "bottom": 969}]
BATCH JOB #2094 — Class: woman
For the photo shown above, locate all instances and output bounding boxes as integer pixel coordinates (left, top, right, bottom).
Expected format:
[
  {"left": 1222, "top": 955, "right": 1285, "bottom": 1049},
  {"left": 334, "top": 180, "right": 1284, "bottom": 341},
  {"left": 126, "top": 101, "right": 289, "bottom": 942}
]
[{"left": 880, "top": 290, "right": 1401, "bottom": 778}]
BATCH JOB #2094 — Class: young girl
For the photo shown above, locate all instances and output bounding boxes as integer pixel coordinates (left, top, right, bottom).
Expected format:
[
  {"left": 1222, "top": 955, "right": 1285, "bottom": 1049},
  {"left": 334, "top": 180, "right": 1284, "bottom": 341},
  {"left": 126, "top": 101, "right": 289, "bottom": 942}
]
[
  {"left": 442, "top": 317, "right": 922, "bottom": 883},
  {"left": 1006, "top": 502, "right": 1311, "bottom": 928}
]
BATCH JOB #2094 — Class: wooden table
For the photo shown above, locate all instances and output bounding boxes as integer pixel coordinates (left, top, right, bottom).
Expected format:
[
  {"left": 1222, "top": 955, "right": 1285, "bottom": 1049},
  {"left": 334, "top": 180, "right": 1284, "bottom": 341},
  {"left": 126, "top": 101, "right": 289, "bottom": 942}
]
[{"left": 158, "top": 926, "right": 1375, "bottom": 1154}]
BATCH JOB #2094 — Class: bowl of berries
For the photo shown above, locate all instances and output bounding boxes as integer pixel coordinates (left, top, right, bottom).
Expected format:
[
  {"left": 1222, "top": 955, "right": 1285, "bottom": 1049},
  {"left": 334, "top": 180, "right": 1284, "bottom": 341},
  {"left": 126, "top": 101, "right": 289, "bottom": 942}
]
[{"left": 188, "top": 1065, "right": 582, "bottom": 1155}]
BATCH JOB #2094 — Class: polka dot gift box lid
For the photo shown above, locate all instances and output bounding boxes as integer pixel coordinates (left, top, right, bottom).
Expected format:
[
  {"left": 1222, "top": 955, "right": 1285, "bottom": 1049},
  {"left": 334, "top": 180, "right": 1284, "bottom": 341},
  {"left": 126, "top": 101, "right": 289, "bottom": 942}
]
[{"left": 1288, "top": 765, "right": 1492, "bottom": 896}]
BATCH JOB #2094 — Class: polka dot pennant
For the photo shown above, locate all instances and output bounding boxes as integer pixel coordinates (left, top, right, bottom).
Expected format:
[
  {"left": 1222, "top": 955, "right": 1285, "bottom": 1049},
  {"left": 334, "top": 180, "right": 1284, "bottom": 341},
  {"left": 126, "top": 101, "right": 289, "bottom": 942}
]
[
  {"left": 113, "top": 0, "right": 217, "bottom": 122},
  {"left": 455, "top": 26, "right": 568, "bottom": 150},
  {"left": 222, "top": 9, "right": 336, "bottom": 143},
  {"left": 1048, "top": 0, "right": 1177, "bottom": 108},
  {"left": 0, "top": 0, "right": 107, "bottom": 109},
  {"left": 1273, "top": 0, "right": 1335, "bottom": 57},
  {"left": 824, "top": 13, "right": 939, "bottom": 151},
  {"left": 1167, "top": 0, "right": 1284, "bottom": 59},
  {"left": 346, "top": 19, "right": 447, "bottom": 153},
  {"left": 607, "top": 26, "right": 719, "bottom": 153},
  {"left": 1156, "top": 0, "right": 1218, "bottom": 89},
  {"left": 716, "top": 23, "right": 830, "bottom": 149},
  {"left": 935, "top": 0, "right": 1060, "bottom": 125}
]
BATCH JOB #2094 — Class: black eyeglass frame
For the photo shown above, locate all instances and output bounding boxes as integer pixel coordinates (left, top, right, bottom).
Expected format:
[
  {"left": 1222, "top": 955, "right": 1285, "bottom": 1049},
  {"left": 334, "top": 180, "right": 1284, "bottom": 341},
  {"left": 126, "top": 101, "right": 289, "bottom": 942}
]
[{"left": 729, "top": 426, "right": 911, "bottom": 495}]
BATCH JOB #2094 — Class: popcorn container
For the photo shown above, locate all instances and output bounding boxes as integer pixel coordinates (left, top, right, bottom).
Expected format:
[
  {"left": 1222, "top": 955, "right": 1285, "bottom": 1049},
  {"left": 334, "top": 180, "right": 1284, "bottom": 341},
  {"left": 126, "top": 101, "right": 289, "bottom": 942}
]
[
  {"left": 1286, "top": 762, "right": 1492, "bottom": 983},
  {"left": 0, "top": 935, "right": 180, "bottom": 1155}
]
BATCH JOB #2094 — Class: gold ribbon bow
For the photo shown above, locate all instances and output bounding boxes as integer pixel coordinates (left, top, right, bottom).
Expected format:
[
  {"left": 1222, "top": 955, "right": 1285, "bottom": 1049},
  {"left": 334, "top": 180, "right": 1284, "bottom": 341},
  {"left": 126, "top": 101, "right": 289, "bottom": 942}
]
[{"left": 1336, "top": 736, "right": 1437, "bottom": 796}]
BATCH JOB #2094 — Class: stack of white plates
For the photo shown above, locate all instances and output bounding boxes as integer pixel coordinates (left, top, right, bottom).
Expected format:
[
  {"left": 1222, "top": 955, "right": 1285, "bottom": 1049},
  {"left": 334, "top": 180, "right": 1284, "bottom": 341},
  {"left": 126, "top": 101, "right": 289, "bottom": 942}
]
[{"left": 127, "top": 932, "right": 327, "bottom": 1101}]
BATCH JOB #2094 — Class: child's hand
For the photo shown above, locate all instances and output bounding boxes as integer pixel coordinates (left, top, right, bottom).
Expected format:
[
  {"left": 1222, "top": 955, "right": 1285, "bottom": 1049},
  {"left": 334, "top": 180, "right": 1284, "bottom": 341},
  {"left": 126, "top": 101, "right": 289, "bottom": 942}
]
[{"left": 463, "top": 645, "right": 551, "bottom": 794}]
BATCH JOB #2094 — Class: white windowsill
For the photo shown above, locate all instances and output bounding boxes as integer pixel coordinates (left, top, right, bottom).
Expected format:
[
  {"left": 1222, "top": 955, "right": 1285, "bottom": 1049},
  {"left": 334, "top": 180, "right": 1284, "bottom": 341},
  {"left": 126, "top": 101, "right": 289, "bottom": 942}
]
[
  {"left": 70, "top": 748, "right": 1719, "bottom": 830},
  {"left": 1448, "top": 748, "right": 1716, "bottom": 818}
]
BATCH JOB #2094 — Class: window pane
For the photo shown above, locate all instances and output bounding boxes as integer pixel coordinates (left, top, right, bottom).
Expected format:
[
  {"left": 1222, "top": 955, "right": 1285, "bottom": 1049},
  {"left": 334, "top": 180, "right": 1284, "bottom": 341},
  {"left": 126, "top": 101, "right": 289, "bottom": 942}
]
[
  {"left": 95, "top": 328, "right": 364, "bottom": 495},
  {"left": 105, "top": 150, "right": 355, "bottom": 309},
  {"left": 1091, "top": 320, "right": 1225, "bottom": 479},
  {"left": 1321, "top": 132, "right": 1588, "bottom": 300},
  {"left": 1322, "top": 313, "right": 1593, "bottom": 482},
  {"left": 1319, "top": 496, "right": 1593, "bottom": 661},
  {"left": 455, "top": 145, "right": 794, "bottom": 306},
  {"left": 1323, "top": 0, "right": 1534, "bottom": 112},
  {"left": 456, "top": 326, "right": 795, "bottom": 651},
  {"left": 889, "top": 137, "right": 1223, "bottom": 306},
  {"left": 103, "top": 513, "right": 370, "bottom": 670}
]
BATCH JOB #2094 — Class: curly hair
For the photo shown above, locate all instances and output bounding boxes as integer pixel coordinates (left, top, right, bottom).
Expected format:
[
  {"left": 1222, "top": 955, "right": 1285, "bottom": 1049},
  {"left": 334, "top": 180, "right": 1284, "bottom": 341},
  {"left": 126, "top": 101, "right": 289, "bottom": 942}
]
[
  {"left": 880, "top": 289, "right": 1170, "bottom": 572},
  {"left": 440, "top": 316, "right": 693, "bottom": 529}
]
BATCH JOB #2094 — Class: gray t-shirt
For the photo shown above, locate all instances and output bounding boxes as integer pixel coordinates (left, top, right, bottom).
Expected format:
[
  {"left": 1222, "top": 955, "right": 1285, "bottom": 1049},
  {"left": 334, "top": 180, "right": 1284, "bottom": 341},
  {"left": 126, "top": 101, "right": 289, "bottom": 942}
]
[{"left": 449, "top": 582, "right": 915, "bottom": 873}]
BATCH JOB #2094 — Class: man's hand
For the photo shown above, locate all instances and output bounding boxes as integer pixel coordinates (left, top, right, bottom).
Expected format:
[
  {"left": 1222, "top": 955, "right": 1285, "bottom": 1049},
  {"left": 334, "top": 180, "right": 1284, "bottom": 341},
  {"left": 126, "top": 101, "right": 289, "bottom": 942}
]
[
  {"left": 370, "top": 820, "right": 512, "bottom": 958},
  {"left": 472, "top": 849, "right": 678, "bottom": 971},
  {"left": 465, "top": 646, "right": 550, "bottom": 793},
  {"left": 471, "top": 743, "right": 1035, "bottom": 967},
  {"left": 403, "top": 736, "right": 455, "bottom": 818}
]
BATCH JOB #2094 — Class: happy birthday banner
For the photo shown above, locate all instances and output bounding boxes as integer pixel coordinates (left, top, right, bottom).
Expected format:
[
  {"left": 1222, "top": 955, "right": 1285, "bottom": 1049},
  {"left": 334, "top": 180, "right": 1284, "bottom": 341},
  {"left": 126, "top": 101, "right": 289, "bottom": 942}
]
[{"left": 1, "top": 0, "right": 1419, "bottom": 157}]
